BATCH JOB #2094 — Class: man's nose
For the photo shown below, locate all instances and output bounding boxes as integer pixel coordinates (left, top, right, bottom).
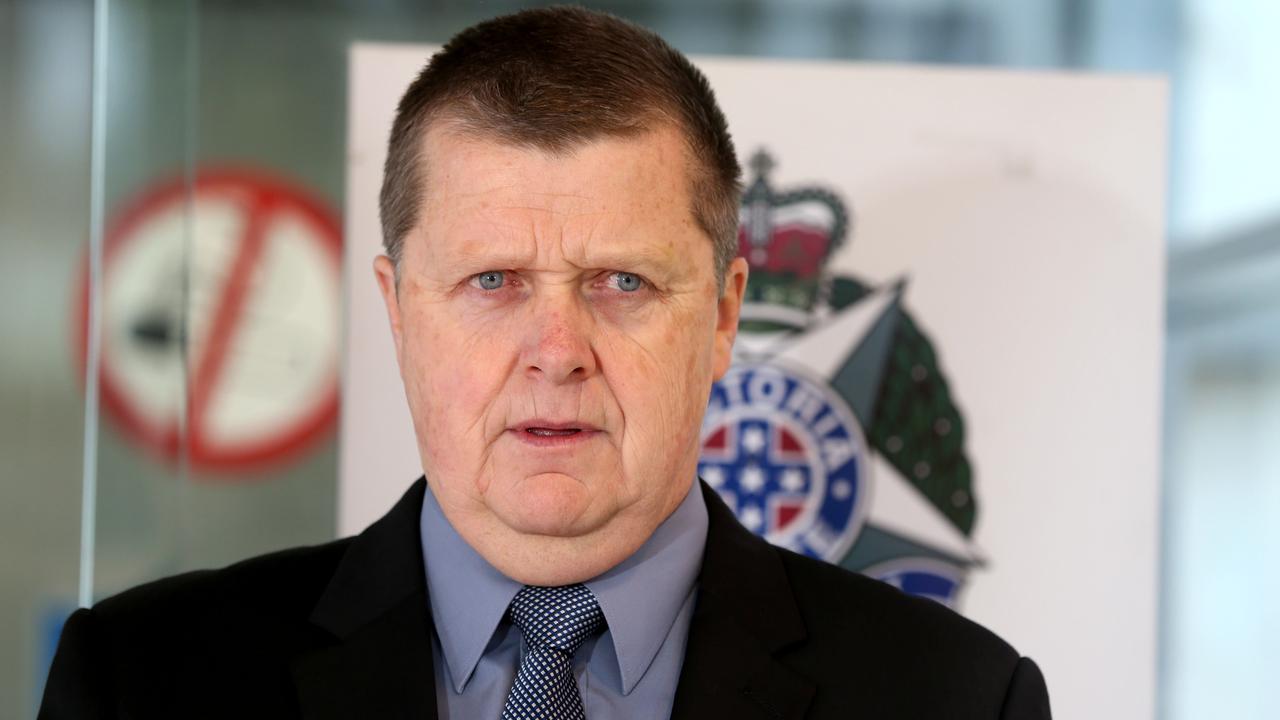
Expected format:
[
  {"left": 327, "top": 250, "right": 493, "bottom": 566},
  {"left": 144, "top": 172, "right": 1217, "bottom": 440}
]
[{"left": 522, "top": 293, "right": 598, "bottom": 384}]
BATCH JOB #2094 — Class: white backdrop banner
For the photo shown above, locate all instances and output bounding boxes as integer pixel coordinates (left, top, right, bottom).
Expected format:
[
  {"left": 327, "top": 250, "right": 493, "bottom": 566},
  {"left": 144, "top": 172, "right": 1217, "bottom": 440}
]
[{"left": 342, "top": 44, "right": 1166, "bottom": 720}]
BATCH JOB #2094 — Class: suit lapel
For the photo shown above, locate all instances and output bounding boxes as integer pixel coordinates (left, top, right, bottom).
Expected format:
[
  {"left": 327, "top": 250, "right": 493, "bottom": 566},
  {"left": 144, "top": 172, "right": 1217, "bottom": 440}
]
[
  {"left": 291, "top": 479, "right": 438, "bottom": 720},
  {"left": 288, "top": 478, "right": 815, "bottom": 719},
  {"left": 671, "top": 483, "right": 816, "bottom": 720}
]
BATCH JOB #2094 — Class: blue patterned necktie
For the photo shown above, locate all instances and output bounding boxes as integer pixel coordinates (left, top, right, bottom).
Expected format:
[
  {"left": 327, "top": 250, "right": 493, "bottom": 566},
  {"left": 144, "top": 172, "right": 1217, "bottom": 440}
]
[{"left": 501, "top": 584, "right": 605, "bottom": 720}]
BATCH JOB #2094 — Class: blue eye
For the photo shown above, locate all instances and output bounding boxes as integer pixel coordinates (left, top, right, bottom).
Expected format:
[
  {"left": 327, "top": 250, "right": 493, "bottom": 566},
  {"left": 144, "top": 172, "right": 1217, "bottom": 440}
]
[
  {"left": 612, "top": 272, "right": 643, "bottom": 292},
  {"left": 475, "top": 271, "right": 505, "bottom": 290}
]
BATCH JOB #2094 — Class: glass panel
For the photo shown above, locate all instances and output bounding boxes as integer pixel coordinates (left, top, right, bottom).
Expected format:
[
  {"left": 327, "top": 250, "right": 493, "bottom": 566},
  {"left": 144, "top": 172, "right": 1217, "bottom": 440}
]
[
  {"left": 0, "top": 1, "right": 93, "bottom": 716},
  {"left": 88, "top": 0, "right": 197, "bottom": 605},
  {"left": 90, "top": 0, "right": 340, "bottom": 605}
]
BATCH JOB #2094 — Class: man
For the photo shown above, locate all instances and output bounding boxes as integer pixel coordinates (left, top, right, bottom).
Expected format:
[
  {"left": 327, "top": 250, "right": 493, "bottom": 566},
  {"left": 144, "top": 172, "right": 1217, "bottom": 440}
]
[{"left": 42, "top": 7, "right": 1051, "bottom": 719}]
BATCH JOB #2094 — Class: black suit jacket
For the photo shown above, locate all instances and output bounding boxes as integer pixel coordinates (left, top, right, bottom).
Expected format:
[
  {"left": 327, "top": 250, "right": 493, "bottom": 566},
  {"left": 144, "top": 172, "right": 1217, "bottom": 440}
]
[{"left": 41, "top": 478, "right": 1051, "bottom": 719}]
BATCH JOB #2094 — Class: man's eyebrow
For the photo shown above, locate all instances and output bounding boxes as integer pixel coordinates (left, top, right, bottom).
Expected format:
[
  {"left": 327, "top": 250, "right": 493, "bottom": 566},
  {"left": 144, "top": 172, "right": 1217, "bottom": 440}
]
[
  {"left": 428, "top": 247, "right": 535, "bottom": 271},
  {"left": 431, "top": 237, "right": 687, "bottom": 272},
  {"left": 577, "top": 243, "right": 688, "bottom": 272},
  {"left": 423, "top": 225, "right": 537, "bottom": 269}
]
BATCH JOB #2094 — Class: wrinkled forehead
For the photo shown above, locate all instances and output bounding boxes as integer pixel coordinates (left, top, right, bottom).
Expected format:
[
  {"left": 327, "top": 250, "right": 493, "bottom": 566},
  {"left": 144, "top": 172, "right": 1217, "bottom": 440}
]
[
  {"left": 411, "top": 122, "right": 709, "bottom": 262},
  {"left": 416, "top": 113, "right": 695, "bottom": 193}
]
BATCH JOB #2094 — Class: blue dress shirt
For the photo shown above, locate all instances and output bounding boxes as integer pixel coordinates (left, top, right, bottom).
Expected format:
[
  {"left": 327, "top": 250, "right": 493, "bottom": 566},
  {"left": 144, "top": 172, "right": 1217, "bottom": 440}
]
[{"left": 419, "top": 481, "right": 709, "bottom": 720}]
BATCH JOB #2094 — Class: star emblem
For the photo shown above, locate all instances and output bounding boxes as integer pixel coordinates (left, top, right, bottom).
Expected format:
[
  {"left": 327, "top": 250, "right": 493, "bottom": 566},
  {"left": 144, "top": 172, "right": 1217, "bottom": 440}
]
[
  {"left": 780, "top": 467, "right": 806, "bottom": 493},
  {"left": 739, "top": 465, "right": 766, "bottom": 493}
]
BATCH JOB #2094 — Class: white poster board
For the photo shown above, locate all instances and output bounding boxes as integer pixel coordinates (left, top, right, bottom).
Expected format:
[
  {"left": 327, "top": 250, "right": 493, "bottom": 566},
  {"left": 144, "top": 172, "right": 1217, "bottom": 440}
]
[{"left": 342, "top": 44, "right": 1166, "bottom": 720}]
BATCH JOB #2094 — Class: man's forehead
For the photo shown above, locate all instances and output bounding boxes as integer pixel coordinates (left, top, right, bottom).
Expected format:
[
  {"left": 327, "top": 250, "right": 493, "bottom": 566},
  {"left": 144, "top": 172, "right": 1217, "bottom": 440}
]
[
  {"left": 420, "top": 122, "right": 690, "bottom": 195},
  {"left": 423, "top": 208, "right": 686, "bottom": 270},
  {"left": 417, "top": 126, "right": 695, "bottom": 225}
]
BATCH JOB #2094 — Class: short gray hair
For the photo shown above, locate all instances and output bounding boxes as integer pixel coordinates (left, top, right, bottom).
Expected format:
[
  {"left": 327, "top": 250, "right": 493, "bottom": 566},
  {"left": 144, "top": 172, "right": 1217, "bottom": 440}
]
[{"left": 379, "top": 6, "right": 742, "bottom": 288}]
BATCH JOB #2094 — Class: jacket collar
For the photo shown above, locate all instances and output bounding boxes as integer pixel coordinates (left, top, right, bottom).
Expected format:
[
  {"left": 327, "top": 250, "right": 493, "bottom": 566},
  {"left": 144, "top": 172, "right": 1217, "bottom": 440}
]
[
  {"left": 670, "top": 482, "right": 815, "bottom": 720},
  {"left": 290, "top": 477, "right": 814, "bottom": 720},
  {"left": 291, "top": 478, "right": 438, "bottom": 720}
]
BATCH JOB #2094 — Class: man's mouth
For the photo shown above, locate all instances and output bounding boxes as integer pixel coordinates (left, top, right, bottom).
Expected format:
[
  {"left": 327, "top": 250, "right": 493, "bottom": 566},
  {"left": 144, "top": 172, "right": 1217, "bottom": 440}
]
[
  {"left": 525, "top": 427, "right": 582, "bottom": 437},
  {"left": 511, "top": 420, "right": 600, "bottom": 446}
]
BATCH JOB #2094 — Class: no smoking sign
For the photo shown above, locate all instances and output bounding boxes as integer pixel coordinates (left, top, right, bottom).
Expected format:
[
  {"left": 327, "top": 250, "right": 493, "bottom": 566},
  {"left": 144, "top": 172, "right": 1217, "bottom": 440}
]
[{"left": 78, "top": 170, "right": 342, "bottom": 474}]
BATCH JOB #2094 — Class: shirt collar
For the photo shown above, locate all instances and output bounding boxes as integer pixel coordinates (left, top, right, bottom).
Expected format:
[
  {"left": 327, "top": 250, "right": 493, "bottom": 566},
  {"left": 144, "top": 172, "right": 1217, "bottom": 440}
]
[
  {"left": 419, "top": 480, "right": 708, "bottom": 696},
  {"left": 585, "top": 480, "right": 707, "bottom": 694},
  {"left": 419, "top": 487, "right": 522, "bottom": 693}
]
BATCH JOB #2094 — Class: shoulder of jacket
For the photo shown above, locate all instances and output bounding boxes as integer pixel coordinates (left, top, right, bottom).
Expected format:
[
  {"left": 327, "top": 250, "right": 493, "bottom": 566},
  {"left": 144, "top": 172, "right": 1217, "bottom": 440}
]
[
  {"left": 774, "top": 546, "right": 1020, "bottom": 662},
  {"left": 92, "top": 536, "right": 355, "bottom": 625}
]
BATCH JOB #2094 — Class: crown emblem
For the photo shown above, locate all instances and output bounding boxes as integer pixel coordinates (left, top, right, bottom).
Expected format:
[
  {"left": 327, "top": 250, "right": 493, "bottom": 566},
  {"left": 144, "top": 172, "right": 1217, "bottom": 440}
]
[{"left": 738, "top": 149, "right": 851, "bottom": 331}]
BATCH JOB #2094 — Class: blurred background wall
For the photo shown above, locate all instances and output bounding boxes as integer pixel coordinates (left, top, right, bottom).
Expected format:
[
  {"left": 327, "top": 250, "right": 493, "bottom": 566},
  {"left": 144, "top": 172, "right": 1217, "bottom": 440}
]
[{"left": 1, "top": 1, "right": 1276, "bottom": 718}]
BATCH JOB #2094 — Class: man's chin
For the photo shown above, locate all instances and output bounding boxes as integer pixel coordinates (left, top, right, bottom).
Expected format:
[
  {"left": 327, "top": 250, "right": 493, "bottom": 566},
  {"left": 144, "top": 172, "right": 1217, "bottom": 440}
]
[
  {"left": 467, "top": 473, "right": 663, "bottom": 585},
  {"left": 489, "top": 472, "right": 605, "bottom": 538}
]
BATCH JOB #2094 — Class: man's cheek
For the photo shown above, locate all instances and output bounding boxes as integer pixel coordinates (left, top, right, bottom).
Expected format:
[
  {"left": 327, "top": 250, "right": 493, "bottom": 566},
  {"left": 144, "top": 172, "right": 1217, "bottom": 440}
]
[
  {"left": 418, "top": 314, "right": 511, "bottom": 400},
  {"left": 610, "top": 353, "right": 684, "bottom": 446},
  {"left": 425, "top": 360, "right": 493, "bottom": 436}
]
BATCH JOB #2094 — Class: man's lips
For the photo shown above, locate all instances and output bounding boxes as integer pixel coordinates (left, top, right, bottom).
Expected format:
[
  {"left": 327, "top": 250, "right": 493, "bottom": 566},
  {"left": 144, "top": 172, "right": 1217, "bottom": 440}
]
[
  {"left": 510, "top": 420, "right": 602, "bottom": 445},
  {"left": 526, "top": 428, "right": 580, "bottom": 437}
]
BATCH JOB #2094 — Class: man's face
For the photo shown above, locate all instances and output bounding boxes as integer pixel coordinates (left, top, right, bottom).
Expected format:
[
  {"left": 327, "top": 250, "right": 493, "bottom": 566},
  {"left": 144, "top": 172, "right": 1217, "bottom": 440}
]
[{"left": 375, "top": 123, "right": 747, "bottom": 584}]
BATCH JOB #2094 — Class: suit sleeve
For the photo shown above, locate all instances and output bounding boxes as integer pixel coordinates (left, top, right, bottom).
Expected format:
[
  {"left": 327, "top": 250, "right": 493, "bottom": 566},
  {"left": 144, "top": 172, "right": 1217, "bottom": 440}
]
[
  {"left": 998, "top": 656, "right": 1052, "bottom": 720},
  {"left": 38, "top": 608, "right": 116, "bottom": 720}
]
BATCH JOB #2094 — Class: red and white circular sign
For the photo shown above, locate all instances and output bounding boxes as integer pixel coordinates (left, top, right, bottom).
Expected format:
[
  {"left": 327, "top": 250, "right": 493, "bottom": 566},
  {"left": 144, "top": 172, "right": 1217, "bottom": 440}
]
[{"left": 77, "top": 169, "right": 342, "bottom": 474}]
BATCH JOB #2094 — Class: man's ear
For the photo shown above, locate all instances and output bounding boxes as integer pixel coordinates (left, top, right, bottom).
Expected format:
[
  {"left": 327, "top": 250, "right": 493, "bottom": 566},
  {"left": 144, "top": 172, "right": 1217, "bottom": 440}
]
[
  {"left": 711, "top": 256, "right": 749, "bottom": 380},
  {"left": 373, "top": 255, "right": 405, "bottom": 362}
]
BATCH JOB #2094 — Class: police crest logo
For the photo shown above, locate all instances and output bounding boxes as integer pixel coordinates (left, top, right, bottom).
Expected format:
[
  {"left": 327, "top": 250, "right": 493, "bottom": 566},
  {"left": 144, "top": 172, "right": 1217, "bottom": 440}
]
[{"left": 700, "top": 150, "right": 983, "bottom": 608}]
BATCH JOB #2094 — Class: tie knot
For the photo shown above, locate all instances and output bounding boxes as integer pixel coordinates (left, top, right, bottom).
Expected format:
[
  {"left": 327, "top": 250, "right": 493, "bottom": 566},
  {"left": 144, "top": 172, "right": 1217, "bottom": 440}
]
[{"left": 508, "top": 584, "right": 604, "bottom": 654}]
